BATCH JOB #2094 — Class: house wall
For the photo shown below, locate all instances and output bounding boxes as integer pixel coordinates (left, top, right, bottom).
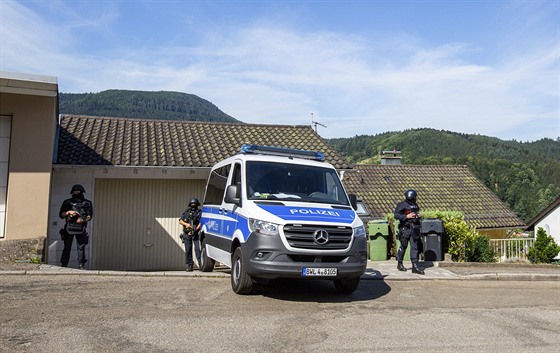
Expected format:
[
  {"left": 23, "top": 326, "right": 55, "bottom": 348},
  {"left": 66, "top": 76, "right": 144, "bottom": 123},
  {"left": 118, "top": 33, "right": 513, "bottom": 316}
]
[
  {"left": 0, "top": 91, "right": 57, "bottom": 241},
  {"left": 478, "top": 228, "right": 510, "bottom": 239},
  {"left": 49, "top": 166, "right": 209, "bottom": 269},
  {"left": 534, "top": 204, "right": 560, "bottom": 244}
]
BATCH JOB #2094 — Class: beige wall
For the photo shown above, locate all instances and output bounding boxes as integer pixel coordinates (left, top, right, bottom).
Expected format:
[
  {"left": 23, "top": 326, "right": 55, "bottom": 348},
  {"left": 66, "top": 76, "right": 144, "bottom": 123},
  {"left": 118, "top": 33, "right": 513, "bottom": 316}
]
[
  {"left": 0, "top": 92, "right": 57, "bottom": 240},
  {"left": 478, "top": 228, "right": 510, "bottom": 239}
]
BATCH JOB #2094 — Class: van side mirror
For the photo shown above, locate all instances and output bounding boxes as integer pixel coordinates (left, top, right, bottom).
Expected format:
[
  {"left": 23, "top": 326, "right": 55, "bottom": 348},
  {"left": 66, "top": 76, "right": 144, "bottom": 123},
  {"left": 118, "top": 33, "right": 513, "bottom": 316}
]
[
  {"left": 225, "top": 184, "right": 241, "bottom": 206},
  {"left": 349, "top": 194, "right": 358, "bottom": 211}
]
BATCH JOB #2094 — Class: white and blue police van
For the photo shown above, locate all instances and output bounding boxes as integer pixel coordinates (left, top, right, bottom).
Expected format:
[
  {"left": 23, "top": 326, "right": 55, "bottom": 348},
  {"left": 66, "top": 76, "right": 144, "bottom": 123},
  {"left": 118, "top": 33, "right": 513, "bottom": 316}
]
[{"left": 199, "top": 144, "right": 367, "bottom": 294}]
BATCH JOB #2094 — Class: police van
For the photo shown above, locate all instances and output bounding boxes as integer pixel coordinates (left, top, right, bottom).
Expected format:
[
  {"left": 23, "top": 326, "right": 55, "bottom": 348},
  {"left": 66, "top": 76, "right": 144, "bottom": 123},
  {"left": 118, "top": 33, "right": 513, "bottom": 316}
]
[{"left": 199, "top": 144, "right": 367, "bottom": 294}]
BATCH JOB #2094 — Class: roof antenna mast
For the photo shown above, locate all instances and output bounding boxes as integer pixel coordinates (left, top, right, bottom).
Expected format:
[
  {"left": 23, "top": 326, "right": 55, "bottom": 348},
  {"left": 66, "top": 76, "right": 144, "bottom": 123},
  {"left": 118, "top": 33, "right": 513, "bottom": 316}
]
[{"left": 311, "top": 113, "right": 326, "bottom": 133}]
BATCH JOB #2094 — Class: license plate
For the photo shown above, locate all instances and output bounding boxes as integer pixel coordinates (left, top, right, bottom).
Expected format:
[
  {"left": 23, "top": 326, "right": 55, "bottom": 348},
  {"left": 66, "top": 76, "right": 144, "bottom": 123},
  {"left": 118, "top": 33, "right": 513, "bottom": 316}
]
[{"left": 301, "top": 267, "right": 337, "bottom": 277}]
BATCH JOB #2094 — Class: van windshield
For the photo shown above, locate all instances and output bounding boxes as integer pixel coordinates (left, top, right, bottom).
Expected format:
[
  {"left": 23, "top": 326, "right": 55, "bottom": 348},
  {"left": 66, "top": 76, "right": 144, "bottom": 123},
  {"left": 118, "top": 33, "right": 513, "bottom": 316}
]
[{"left": 246, "top": 161, "right": 350, "bottom": 205}]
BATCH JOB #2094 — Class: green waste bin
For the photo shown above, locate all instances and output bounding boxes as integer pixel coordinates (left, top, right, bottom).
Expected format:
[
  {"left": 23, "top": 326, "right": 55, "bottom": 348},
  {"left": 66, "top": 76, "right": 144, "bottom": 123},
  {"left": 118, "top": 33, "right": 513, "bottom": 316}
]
[{"left": 368, "top": 221, "right": 389, "bottom": 261}]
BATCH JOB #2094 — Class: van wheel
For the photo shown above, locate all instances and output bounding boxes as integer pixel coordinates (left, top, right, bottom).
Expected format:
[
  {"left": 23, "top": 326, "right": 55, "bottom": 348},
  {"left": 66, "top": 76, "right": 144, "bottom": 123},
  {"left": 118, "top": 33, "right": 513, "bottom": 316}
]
[
  {"left": 231, "top": 247, "right": 254, "bottom": 294},
  {"left": 334, "top": 277, "right": 360, "bottom": 294},
  {"left": 199, "top": 240, "right": 215, "bottom": 272}
]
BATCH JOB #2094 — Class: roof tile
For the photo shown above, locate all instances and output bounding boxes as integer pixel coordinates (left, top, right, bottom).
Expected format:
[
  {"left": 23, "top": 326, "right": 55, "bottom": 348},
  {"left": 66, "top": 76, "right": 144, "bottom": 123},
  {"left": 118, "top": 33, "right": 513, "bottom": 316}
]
[
  {"left": 344, "top": 164, "right": 525, "bottom": 230},
  {"left": 56, "top": 114, "right": 351, "bottom": 169}
]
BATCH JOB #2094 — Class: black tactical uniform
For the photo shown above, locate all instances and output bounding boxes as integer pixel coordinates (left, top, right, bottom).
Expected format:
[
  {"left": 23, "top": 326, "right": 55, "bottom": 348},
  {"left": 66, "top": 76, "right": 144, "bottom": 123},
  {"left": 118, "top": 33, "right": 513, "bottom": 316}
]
[
  {"left": 59, "top": 184, "right": 93, "bottom": 269},
  {"left": 179, "top": 198, "right": 202, "bottom": 271},
  {"left": 394, "top": 189, "right": 424, "bottom": 274}
]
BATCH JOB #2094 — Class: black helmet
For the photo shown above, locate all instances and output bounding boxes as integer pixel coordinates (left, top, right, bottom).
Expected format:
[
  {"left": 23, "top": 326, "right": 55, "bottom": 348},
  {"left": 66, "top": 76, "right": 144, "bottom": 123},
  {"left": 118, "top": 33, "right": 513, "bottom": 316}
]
[
  {"left": 70, "top": 184, "right": 86, "bottom": 194},
  {"left": 189, "top": 198, "right": 200, "bottom": 208},
  {"left": 404, "top": 189, "right": 417, "bottom": 201}
]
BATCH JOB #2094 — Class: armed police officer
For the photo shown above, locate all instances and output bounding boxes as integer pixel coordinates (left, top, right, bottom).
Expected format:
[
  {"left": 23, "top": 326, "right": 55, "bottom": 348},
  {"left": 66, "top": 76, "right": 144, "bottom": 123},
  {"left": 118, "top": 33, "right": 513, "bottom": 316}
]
[
  {"left": 394, "top": 189, "right": 425, "bottom": 275},
  {"left": 59, "top": 184, "right": 93, "bottom": 269},
  {"left": 179, "top": 198, "right": 202, "bottom": 272}
]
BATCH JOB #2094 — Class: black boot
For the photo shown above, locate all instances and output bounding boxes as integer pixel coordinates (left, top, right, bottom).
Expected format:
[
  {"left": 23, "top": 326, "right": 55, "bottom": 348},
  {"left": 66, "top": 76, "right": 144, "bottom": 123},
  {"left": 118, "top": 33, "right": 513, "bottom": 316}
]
[
  {"left": 186, "top": 265, "right": 193, "bottom": 272},
  {"left": 397, "top": 262, "right": 407, "bottom": 272},
  {"left": 412, "top": 264, "right": 425, "bottom": 275}
]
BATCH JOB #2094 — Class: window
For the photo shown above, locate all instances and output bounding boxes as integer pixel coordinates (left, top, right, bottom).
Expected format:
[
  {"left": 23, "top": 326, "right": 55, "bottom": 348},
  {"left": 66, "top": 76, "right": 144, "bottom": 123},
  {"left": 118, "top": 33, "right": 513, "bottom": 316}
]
[
  {"left": 246, "top": 161, "right": 349, "bottom": 205},
  {"left": 204, "top": 164, "right": 231, "bottom": 205},
  {"left": 355, "top": 201, "right": 370, "bottom": 216},
  {"left": 230, "top": 163, "right": 242, "bottom": 199}
]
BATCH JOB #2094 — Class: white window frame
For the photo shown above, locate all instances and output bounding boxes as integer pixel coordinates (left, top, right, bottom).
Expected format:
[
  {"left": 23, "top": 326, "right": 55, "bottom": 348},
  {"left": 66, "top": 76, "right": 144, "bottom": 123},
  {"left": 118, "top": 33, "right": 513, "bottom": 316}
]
[{"left": 0, "top": 115, "right": 11, "bottom": 238}]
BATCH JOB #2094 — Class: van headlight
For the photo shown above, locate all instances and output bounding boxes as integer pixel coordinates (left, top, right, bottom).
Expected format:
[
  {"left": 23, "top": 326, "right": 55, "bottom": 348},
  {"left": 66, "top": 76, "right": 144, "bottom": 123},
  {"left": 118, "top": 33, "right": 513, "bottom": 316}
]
[
  {"left": 353, "top": 225, "right": 366, "bottom": 238},
  {"left": 249, "top": 219, "right": 279, "bottom": 236}
]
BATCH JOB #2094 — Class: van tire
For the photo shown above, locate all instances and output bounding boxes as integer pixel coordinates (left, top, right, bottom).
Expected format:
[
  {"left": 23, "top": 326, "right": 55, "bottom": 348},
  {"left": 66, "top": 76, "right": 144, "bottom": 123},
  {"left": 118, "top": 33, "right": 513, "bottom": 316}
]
[
  {"left": 231, "top": 247, "right": 254, "bottom": 294},
  {"left": 199, "top": 240, "right": 215, "bottom": 272},
  {"left": 333, "top": 277, "right": 360, "bottom": 294}
]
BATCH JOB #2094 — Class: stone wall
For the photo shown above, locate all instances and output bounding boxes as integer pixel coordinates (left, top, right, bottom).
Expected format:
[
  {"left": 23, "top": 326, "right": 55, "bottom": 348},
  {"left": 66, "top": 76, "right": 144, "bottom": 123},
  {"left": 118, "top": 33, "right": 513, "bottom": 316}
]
[{"left": 0, "top": 237, "right": 46, "bottom": 264}]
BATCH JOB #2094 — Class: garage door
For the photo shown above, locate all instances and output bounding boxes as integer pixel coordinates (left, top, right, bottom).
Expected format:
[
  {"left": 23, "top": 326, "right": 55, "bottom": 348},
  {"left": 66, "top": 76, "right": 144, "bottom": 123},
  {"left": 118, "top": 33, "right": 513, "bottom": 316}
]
[{"left": 92, "top": 178, "right": 206, "bottom": 270}]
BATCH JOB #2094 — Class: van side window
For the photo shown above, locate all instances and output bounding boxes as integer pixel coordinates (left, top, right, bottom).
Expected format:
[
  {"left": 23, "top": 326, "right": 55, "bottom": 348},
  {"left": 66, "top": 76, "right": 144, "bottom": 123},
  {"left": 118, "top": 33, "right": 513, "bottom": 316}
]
[
  {"left": 231, "top": 163, "right": 242, "bottom": 198},
  {"left": 204, "top": 164, "right": 231, "bottom": 205}
]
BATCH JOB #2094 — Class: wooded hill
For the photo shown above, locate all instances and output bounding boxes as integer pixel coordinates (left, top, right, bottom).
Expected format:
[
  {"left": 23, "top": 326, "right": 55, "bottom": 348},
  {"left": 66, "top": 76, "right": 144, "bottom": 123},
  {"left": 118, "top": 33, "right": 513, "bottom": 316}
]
[
  {"left": 328, "top": 129, "right": 560, "bottom": 223},
  {"left": 59, "top": 90, "right": 240, "bottom": 123}
]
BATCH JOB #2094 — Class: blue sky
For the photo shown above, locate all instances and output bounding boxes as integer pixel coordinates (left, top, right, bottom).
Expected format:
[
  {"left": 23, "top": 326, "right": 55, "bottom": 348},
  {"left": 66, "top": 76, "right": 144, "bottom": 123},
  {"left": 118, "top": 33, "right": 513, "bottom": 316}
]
[{"left": 1, "top": 0, "right": 558, "bottom": 141}]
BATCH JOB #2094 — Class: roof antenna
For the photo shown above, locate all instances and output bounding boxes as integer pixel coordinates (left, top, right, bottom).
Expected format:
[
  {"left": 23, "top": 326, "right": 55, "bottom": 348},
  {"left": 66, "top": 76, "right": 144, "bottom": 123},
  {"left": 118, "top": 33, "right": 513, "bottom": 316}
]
[{"left": 311, "top": 113, "right": 326, "bottom": 133}]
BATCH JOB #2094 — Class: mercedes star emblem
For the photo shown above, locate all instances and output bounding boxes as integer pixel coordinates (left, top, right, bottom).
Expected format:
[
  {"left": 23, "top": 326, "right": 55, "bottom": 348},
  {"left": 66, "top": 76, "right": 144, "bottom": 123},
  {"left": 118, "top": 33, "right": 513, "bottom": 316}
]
[{"left": 313, "top": 229, "right": 329, "bottom": 245}]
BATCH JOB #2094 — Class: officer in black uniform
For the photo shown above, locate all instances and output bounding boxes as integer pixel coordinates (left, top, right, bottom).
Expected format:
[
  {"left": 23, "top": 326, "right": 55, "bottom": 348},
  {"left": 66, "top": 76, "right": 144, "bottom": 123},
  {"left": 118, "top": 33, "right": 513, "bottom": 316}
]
[
  {"left": 179, "top": 198, "right": 202, "bottom": 272},
  {"left": 59, "top": 184, "right": 93, "bottom": 269},
  {"left": 394, "top": 189, "right": 424, "bottom": 274}
]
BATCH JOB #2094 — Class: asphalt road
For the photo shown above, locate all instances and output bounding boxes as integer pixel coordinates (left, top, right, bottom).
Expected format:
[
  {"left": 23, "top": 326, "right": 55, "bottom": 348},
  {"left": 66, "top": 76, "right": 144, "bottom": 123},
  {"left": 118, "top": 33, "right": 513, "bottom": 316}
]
[{"left": 1, "top": 275, "right": 559, "bottom": 353}]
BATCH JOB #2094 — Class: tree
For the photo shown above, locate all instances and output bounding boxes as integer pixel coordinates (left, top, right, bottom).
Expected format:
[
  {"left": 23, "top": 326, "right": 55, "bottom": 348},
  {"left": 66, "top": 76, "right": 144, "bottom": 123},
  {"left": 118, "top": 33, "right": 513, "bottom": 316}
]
[{"left": 527, "top": 227, "right": 560, "bottom": 263}]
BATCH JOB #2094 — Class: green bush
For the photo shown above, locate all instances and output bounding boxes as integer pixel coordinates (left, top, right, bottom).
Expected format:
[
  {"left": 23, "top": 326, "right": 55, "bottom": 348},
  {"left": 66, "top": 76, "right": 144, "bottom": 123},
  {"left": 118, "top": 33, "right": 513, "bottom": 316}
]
[
  {"left": 528, "top": 227, "right": 560, "bottom": 263},
  {"left": 466, "top": 235, "right": 496, "bottom": 263}
]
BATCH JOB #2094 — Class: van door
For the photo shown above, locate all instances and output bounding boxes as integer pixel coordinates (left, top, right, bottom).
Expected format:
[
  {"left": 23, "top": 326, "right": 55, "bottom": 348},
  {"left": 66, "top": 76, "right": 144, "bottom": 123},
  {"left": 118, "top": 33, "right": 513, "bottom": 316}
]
[
  {"left": 203, "top": 163, "right": 231, "bottom": 243},
  {"left": 222, "top": 162, "right": 243, "bottom": 240}
]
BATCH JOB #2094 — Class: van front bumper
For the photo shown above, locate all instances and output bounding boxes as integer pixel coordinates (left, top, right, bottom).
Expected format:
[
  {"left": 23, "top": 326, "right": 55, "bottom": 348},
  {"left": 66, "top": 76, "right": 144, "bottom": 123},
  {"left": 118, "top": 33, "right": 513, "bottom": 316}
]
[{"left": 242, "top": 231, "right": 367, "bottom": 280}]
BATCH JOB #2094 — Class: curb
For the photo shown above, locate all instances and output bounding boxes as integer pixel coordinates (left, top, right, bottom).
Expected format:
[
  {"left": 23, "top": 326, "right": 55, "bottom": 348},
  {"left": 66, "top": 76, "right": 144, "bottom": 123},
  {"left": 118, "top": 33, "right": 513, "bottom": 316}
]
[
  {"left": 1, "top": 269, "right": 559, "bottom": 281},
  {"left": 456, "top": 273, "right": 560, "bottom": 281}
]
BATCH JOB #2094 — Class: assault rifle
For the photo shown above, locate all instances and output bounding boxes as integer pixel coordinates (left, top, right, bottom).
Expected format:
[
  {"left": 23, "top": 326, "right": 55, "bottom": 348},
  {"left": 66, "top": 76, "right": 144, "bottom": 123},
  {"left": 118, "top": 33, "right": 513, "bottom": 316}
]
[{"left": 70, "top": 203, "right": 89, "bottom": 223}]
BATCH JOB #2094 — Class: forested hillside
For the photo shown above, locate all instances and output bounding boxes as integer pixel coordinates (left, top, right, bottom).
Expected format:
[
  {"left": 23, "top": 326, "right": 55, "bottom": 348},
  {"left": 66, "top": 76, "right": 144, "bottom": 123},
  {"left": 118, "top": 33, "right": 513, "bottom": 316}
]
[
  {"left": 328, "top": 129, "right": 560, "bottom": 223},
  {"left": 59, "top": 90, "right": 240, "bottom": 123}
]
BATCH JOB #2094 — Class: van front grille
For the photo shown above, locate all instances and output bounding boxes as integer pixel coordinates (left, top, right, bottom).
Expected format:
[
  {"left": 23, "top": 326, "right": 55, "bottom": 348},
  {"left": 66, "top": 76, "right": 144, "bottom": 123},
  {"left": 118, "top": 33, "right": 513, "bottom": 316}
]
[{"left": 282, "top": 224, "right": 353, "bottom": 250}]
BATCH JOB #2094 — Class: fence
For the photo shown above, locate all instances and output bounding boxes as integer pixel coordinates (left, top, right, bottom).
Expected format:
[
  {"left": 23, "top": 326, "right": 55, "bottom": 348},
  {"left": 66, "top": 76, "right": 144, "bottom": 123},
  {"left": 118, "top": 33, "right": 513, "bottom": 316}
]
[{"left": 490, "top": 238, "right": 534, "bottom": 262}]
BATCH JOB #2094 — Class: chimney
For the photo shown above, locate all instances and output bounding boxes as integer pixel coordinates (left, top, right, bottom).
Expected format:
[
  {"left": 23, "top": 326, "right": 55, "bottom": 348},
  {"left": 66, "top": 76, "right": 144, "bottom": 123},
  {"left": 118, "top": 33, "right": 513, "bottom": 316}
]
[{"left": 381, "top": 148, "right": 402, "bottom": 165}]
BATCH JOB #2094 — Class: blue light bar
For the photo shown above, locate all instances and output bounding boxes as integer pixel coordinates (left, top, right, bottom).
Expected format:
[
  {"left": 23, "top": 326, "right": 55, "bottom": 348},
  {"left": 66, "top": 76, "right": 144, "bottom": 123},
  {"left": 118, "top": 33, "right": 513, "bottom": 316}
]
[{"left": 239, "top": 144, "right": 325, "bottom": 161}]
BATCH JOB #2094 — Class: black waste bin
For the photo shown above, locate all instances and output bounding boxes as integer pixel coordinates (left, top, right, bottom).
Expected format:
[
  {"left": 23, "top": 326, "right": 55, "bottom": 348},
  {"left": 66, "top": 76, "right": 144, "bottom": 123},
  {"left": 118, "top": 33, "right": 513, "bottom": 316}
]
[{"left": 421, "top": 219, "right": 443, "bottom": 261}]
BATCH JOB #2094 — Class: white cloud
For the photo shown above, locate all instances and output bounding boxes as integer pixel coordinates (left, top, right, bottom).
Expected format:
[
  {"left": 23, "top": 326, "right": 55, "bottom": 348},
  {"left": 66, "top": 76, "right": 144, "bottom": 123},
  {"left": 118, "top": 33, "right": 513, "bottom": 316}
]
[{"left": 1, "top": 2, "right": 557, "bottom": 141}]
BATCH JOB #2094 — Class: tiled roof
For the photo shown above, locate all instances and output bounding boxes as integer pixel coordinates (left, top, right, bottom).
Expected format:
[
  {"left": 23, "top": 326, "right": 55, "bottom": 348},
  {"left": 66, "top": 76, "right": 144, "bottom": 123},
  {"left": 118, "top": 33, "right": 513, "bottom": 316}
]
[
  {"left": 343, "top": 164, "right": 525, "bottom": 230},
  {"left": 56, "top": 115, "right": 351, "bottom": 169}
]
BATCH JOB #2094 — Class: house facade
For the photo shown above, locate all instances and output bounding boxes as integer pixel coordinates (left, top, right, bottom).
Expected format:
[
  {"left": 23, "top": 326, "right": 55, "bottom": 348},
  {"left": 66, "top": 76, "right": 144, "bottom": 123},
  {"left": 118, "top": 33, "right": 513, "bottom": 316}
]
[
  {"left": 525, "top": 196, "right": 560, "bottom": 246},
  {"left": 0, "top": 72, "right": 58, "bottom": 261}
]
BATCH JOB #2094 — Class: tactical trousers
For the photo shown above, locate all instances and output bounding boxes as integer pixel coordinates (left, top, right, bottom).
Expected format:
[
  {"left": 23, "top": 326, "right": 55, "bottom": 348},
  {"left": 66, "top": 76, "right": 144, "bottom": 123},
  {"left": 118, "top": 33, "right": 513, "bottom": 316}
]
[
  {"left": 396, "top": 228, "right": 420, "bottom": 265},
  {"left": 184, "top": 231, "right": 201, "bottom": 267},
  {"left": 61, "top": 233, "right": 88, "bottom": 267}
]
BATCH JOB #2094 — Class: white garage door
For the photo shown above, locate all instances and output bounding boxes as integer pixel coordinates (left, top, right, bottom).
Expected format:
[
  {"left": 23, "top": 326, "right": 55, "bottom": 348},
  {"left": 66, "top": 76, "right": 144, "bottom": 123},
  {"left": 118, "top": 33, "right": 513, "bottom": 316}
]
[{"left": 92, "top": 178, "right": 206, "bottom": 270}]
